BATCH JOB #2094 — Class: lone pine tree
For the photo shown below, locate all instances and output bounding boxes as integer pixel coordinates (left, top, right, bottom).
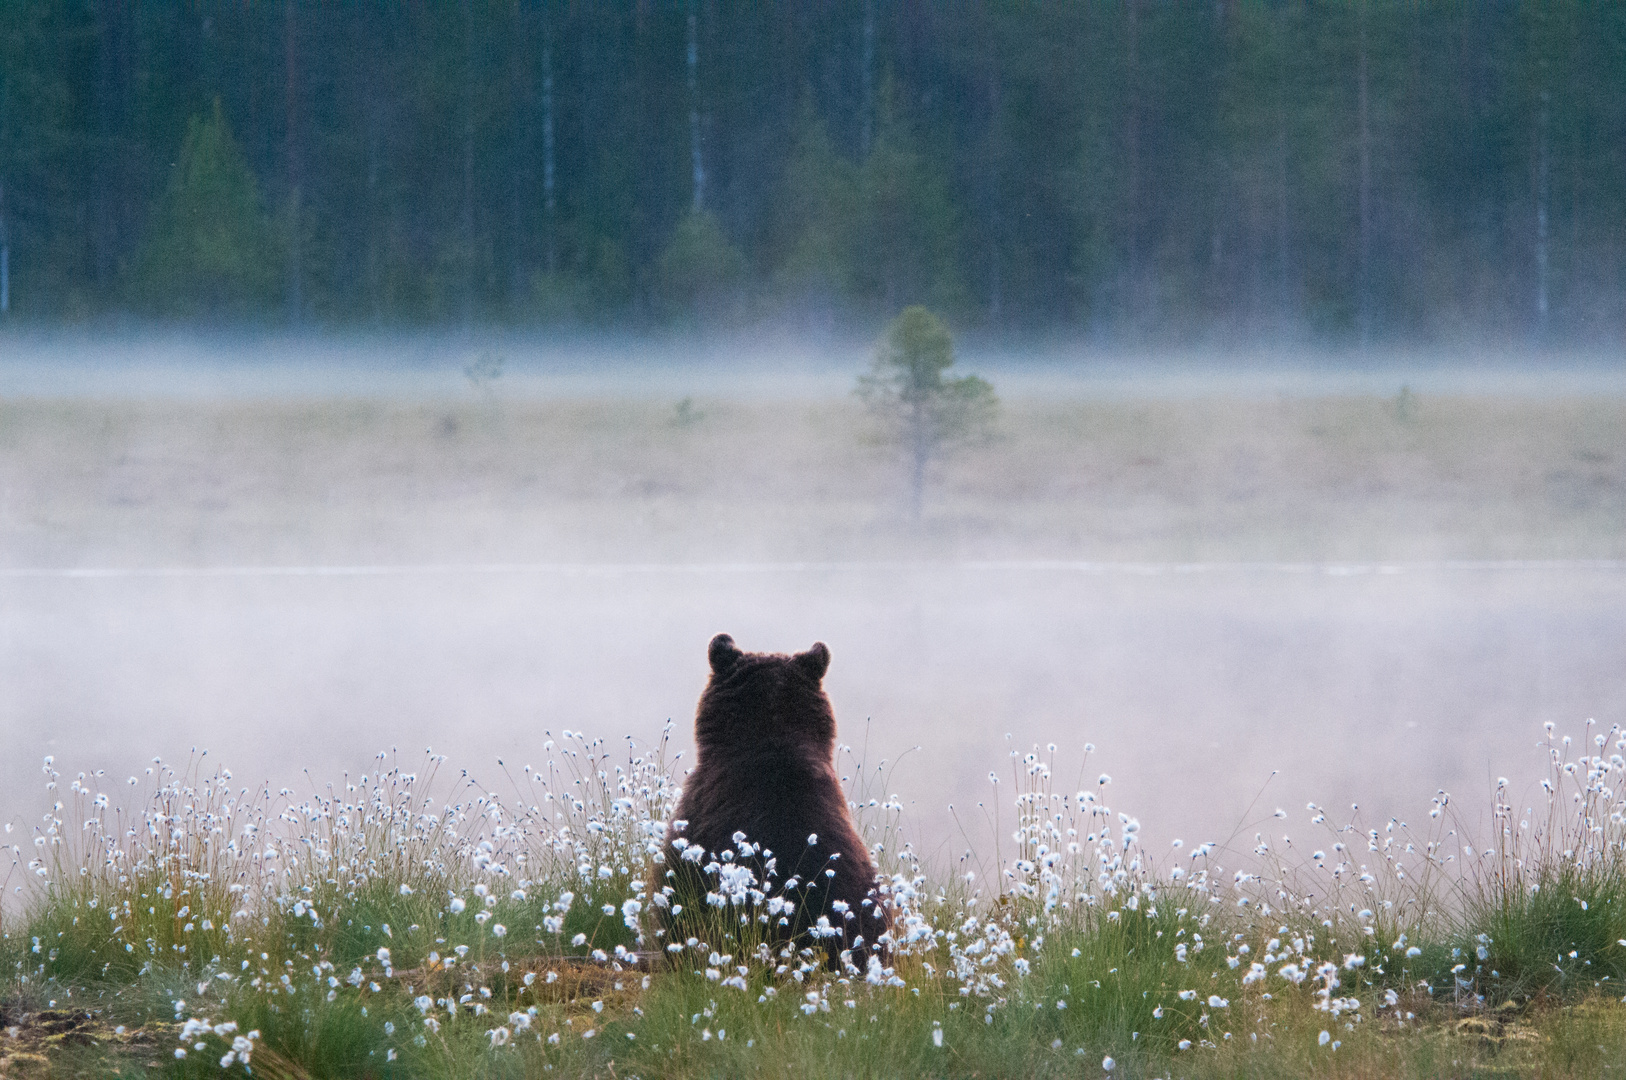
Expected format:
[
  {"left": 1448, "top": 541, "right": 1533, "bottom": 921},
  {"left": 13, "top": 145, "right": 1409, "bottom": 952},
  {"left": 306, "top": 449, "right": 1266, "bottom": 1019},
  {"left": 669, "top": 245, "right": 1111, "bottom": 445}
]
[{"left": 858, "top": 306, "right": 996, "bottom": 521}]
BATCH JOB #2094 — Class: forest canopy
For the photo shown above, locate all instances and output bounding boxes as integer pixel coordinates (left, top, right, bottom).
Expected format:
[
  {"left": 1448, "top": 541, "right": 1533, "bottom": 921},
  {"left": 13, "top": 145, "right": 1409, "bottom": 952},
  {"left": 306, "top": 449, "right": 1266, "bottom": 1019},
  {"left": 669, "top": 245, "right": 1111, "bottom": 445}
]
[{"left": 0, "top": 2, "right": 1620, "bottom": 343}]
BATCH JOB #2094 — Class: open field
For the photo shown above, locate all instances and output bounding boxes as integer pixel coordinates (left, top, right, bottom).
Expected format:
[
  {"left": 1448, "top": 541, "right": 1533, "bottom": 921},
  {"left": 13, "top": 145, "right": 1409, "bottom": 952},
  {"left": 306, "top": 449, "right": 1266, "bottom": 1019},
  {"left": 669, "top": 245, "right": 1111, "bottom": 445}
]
[{"left": 1, "top": 392, "right": 1622, "bottom": 566}]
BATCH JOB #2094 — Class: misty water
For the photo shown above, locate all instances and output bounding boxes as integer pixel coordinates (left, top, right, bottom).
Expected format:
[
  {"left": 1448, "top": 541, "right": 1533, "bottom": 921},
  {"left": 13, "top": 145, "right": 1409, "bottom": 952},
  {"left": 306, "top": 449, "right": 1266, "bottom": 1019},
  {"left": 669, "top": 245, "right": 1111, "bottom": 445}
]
[{"left": 2, "top": 336, "right": 1623, "bottom": 878}]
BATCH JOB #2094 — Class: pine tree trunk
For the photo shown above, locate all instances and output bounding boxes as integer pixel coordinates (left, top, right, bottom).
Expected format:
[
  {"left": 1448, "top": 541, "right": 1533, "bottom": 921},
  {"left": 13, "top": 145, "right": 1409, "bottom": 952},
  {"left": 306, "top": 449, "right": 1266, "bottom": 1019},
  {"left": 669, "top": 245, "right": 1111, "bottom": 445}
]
[
  {"left": 541, "top": 12, "right": 557, "bottom": 275},
  {"left": 986, "top": 41, "right": 1003, "bottom": 326},
  {"left": 360, "top": 2, "right": 385, "bottom": 323},
  {"left": 1276, "top": 79, "right": 1290, "bottom": 333},
  {"left": 285, "top": 0, "right": 303, "bottom": 326},
  {"left": 0, "top": 179, "right": 9, "bottom": 316},
  {"left": 510, "top": 0, "right": 530, "bottom": 309},
  {"left": 94, "top": 0, "right": 131, "bottom": 293},
  {"left": 908, "top": 397, "right": 929, "bottom": 521},
  {"left": 1534, "top": 88, "right": 1550, "bottom": 341},
  {"left": 859, "top": 0, "right": 875, "bottom": 158},
  {"left": 687, "top": 4, "right": 705, "bottom": 212},
  {"left": 462, "top": 0, "right": 477, "bottom": 331},
  {"left": 365, "top": 104, "right": 381, "bottom": 322},
  {"left": 1124, "top": 0, "right": 1140, "bottom": 327},
  {"left": 1357, "top": 0, "right": 1372, "bottom": 349}
]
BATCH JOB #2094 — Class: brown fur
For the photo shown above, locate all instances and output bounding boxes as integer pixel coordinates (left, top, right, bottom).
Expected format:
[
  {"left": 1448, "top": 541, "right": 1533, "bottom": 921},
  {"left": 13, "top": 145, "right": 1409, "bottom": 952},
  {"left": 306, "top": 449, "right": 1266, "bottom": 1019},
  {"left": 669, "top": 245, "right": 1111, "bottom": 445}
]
[{"left": 660, "top": 634, "right": 889, "bottom": 966}]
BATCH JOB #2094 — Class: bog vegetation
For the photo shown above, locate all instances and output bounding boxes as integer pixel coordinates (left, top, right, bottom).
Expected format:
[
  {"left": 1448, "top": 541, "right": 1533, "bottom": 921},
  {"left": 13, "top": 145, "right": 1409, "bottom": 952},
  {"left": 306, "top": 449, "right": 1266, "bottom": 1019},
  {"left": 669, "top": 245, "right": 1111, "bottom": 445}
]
[{"left": 6, "top": 718, "right": 1626, "bottom": 1078}]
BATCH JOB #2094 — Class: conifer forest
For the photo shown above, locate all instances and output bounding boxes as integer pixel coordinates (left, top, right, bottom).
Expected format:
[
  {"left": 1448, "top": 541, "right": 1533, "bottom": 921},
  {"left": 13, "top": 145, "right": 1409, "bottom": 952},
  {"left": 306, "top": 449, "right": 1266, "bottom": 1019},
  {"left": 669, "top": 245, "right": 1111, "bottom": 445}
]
[{"left": 0, "top": 2, "right": 1622, "bottom": 342}]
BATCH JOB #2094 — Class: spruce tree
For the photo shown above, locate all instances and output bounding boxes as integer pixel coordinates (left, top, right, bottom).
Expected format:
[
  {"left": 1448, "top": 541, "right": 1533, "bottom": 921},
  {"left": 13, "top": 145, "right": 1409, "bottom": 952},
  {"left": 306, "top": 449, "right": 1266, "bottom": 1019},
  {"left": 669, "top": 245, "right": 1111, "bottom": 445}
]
[{"left": 132, "top": 101, "right": 279, "bottom": 318}]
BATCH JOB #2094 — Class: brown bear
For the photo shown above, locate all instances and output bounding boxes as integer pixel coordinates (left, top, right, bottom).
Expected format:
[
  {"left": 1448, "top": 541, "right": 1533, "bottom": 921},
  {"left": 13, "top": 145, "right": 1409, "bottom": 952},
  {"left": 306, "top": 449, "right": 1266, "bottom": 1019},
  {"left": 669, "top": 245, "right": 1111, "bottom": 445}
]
[{"left": 659, "top": 633, "right": 889, "bottom": 968}]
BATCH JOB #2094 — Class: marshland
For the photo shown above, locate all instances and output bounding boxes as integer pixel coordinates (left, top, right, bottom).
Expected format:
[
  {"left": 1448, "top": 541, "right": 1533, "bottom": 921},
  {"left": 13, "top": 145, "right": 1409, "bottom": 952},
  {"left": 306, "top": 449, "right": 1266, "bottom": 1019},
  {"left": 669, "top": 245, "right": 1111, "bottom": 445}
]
[
  {"left": 3, "top": 343, "right": 1625, "bottom": 1078},
  {"left": 6, "top": 4, "right": 1626, "bottom": 1074}
]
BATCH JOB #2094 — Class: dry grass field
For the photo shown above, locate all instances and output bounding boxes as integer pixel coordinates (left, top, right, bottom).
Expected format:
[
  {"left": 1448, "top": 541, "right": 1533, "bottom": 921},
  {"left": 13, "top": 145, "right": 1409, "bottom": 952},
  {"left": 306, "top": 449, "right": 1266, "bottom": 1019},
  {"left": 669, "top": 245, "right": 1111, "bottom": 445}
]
[{"left": 0, "top": 392, "right": 1620, "bottom": 568}]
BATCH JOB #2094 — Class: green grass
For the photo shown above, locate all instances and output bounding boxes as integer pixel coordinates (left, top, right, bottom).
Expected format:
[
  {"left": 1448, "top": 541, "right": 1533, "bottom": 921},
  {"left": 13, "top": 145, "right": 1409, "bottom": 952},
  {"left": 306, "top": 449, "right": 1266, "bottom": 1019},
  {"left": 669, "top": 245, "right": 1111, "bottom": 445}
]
[{"left": 8, "top": 725, "right": 1626, "bottom": 1078}]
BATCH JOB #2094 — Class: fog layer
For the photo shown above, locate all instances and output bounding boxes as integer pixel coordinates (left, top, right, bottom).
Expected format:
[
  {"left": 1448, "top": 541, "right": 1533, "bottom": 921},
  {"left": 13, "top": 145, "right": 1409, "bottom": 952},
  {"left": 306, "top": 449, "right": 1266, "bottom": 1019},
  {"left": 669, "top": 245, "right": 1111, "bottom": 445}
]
[{"left": 2, "top": 347, "right": 1622, "bottom": 865}]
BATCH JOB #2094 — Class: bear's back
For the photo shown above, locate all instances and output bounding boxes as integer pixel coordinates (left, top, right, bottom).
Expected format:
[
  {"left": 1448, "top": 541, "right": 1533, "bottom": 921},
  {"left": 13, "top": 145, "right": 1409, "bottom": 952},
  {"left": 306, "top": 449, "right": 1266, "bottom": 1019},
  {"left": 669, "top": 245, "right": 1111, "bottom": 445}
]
[
  {"left": 677, "top": 639, "right": 846, "bottom": 877},
  {"left": 662, "top": 635, "right": 888, "bottom": 962}
]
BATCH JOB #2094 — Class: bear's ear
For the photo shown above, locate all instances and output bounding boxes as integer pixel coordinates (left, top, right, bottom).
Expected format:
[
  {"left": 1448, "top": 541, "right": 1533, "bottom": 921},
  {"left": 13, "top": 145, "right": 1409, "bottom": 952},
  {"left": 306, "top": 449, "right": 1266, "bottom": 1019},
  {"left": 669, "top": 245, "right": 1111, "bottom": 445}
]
[
  {"left": 708, "top": 633, "right": 742, "bottom": 674},
  {"left": 794, "top": 641, "right": 830, "bottom": 681}
]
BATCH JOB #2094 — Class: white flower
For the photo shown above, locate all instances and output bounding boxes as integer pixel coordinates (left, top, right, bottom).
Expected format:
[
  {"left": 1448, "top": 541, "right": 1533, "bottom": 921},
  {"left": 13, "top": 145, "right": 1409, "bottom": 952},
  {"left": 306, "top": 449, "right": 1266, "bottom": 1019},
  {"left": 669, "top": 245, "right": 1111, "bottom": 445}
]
[
  {"left": 450, "top": 897, "right": 467, "bottom": 914},
  {"left": 1102, "top": 1056, "right": 1115, "bottom": 1071},
  {"left": 1319, "top": 1030, "right": 1331, "bottom": 1046}
]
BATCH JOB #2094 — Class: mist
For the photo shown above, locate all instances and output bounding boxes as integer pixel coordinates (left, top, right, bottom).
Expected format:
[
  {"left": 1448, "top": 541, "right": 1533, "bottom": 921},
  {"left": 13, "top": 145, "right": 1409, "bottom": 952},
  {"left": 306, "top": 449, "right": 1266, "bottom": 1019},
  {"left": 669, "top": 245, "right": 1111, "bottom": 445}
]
[
  {"left": 3, "top": 3, "right": 1626, "bottom": 902},
  {"left": 2, "top": 332, "right": 1622, "bottom": 879}
]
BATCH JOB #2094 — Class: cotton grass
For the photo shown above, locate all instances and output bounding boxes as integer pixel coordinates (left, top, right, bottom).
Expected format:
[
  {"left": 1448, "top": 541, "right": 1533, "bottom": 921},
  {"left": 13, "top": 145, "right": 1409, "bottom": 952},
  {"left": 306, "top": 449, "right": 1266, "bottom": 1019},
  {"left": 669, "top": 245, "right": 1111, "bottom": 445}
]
[{"left": 5, "top": 721, "right": 1626, "bottom": 1077}]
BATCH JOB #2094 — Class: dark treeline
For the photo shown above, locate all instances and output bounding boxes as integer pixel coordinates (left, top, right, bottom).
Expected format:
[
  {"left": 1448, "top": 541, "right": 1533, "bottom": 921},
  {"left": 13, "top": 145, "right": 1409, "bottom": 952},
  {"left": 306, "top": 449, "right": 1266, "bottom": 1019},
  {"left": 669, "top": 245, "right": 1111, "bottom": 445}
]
[{"left": 0, "top": 2, "right": 1622, "bottom": 343}]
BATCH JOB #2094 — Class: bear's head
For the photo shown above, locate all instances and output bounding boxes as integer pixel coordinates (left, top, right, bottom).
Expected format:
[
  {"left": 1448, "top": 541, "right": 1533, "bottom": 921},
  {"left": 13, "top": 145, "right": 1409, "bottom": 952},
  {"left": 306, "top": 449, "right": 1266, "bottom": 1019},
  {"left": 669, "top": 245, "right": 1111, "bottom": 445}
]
[{"left": 694, "top": 633, "right": 834, "bottom": 755}]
